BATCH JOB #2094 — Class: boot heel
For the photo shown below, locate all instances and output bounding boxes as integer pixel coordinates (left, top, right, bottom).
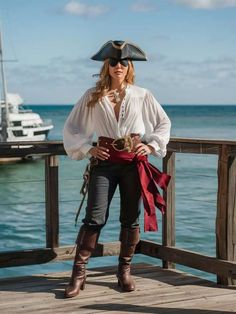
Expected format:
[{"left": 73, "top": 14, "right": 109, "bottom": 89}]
[{"left": 80, "top": 279, "right": 86, "bottom": 290}]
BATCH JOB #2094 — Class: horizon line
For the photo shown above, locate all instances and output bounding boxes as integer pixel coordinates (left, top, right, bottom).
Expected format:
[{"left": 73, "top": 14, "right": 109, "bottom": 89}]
[{"left": 25, "top": 103, "right": 236, "bottom": 106}]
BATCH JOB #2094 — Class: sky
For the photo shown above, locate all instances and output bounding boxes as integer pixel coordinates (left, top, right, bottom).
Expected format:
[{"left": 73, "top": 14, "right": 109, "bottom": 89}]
[{"left": 0, "top": 0, "right": 235, "bottom": 105}]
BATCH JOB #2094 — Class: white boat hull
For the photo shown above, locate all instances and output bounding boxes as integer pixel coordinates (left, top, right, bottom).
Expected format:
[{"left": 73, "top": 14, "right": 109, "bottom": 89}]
[
  {"left": 1, "top": 94, "right": 54, "bottom": 142},
  {"left": 7, "top": 126, "right": 53, "bottom": 142}
]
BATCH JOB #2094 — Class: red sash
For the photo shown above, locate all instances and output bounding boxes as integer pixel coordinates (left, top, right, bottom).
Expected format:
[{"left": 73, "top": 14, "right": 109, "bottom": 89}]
[{"left": 107, "top": 150, "right": 171, "bottom": 232}]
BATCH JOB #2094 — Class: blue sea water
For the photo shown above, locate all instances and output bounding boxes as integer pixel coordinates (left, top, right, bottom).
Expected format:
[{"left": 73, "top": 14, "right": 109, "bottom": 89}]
[{"left": 0, "top": 104, "right": 236, "bottom": 281}]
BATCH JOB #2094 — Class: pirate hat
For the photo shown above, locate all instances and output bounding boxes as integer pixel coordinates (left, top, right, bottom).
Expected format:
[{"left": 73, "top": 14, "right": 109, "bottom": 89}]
[{"left": 91, "top": 40, "right": 147, "bottom": 61}]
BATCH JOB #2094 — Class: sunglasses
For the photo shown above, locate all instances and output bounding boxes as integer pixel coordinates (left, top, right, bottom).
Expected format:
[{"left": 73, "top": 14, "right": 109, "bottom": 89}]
[{"left": 109, "top": 58, "right": 129, "bottom": 67}]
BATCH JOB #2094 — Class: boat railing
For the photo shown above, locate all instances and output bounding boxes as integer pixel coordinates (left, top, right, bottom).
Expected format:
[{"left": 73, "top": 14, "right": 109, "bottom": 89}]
[
  {"left": 18, "top": 108, "right": 33, "bottom": 113},
  {"left": 0, "top": 137, "right": 236, "bottom": 285},
  {"left": 41, "top": 119, "right": 53, "bottom": 127}
]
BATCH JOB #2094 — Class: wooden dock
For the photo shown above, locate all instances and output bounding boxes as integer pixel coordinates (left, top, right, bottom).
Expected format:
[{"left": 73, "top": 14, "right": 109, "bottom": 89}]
[
  {"left": 1, "top": 138, "right": 236, "bottom": 313},
  {"left": 1, "top": 263, "right": 236, "bottom": 314}
]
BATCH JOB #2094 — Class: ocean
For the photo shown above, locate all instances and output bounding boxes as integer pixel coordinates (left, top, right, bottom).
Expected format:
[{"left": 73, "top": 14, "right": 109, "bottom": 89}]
[{"left": 0, "top": 104, "right": 236, "bottom": 281}]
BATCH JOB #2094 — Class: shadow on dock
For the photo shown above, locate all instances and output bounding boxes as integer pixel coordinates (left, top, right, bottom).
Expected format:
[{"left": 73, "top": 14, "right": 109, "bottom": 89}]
[
  {"left": 80, "top": 303, "right": 236, "bottom": 314},
  {"left": 1, "top": 264, "right": 236, "bottom": 313}
]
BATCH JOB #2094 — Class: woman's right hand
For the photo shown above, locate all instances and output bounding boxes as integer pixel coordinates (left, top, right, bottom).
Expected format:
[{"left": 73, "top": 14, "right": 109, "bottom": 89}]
[{"left": 89, "top": 146, "right": 110, "bottom": 160}]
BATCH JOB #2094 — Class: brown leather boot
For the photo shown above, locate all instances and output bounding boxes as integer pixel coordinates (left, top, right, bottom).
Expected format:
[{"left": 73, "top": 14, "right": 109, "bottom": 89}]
[
  {"left": 117, "top": 227, "right": 140, "bottom": 292},
  {"left": 64, "top": 225, "right": 100, "bottom": 298}
]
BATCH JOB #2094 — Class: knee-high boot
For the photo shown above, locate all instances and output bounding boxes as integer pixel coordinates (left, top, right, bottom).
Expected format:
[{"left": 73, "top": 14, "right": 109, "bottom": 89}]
[
  {"left": 64, "top": 225, "right": 100, "bottom": 298},
  {"left": 117, "top": 227, "right": 140, "bottom": 292}
]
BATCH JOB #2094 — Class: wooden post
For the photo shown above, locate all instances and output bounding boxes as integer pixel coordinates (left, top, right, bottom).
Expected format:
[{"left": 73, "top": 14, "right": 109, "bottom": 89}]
[
  {"left": 45, "top": 155, "right": 59, "bottom": 248},
  {"left": 216, "top": 145, "right": 236, "bottom": 285},
  {"left": 227, "top": 155, "right": 236, "bottom": 285},
  {"left": 162, "top": 151, "right": 176, "bottom": 269}
]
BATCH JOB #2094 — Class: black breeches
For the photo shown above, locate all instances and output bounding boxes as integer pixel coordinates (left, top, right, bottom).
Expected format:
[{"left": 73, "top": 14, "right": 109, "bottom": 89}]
[{"left": 82, "top": 160, "right": 141, "bottom": 230}]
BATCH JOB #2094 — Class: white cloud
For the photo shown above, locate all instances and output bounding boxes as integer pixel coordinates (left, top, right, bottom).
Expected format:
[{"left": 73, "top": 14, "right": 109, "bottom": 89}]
[
  {"left": 7, "top": 54, "right": 236, "bottom": 104},
  {"left": 131, "top": 0, "right": 156, "bottom": 12},
  {"left": 64, "top": 1, "right": 109, "bottom": 17},
  {"left": 6, "top": 55, "right": 100, "bottom": 104},
  {"left": 137, "top": 55, "right": 236, "bottom": 104},
  {"left": 159, "top": 56, "right": 236, "bottom": 91},
  {"left": 174, "top": 0, "right": 236, "bottom": 9}
]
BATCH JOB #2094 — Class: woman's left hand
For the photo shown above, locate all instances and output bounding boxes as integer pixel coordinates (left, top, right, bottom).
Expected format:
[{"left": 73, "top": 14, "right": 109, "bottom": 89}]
[{"left": 135, "top": 143, "right": 154, "bottom": 156}]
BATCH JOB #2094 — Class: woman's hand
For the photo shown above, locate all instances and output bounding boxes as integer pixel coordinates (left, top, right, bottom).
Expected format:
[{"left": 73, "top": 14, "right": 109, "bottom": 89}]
[
  {"left": 135, "top": 143, "right": 154, "bottom": 156},
  {"left": 89, "top": 146, "right": 110, "bottom": 160}
]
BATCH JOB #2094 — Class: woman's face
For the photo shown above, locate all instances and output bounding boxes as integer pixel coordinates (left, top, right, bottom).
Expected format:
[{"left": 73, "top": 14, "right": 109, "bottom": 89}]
[{"left": 108, "top": 61, "right": 129, "bottom": 83}]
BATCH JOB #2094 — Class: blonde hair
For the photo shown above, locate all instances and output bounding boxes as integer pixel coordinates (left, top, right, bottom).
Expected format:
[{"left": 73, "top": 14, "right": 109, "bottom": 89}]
[{"left": 87, "top": 59, "right": 135, "bottom": 107}]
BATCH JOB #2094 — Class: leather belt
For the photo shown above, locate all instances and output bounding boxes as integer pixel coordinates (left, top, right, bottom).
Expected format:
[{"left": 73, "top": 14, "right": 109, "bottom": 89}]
[{"left": 98, "top": 134, "right": 141, "bottom": 153}]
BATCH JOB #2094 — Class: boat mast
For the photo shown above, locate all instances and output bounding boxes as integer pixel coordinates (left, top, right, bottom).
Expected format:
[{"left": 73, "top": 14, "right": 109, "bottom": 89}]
[{"left": 0, "top": 28, "right": 9, "bottom": 142}]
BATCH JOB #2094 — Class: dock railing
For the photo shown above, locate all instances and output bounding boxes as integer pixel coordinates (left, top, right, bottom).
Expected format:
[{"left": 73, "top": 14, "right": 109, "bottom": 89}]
[{"left": 0, "top": 138, "right": 236, "bottom": 286}]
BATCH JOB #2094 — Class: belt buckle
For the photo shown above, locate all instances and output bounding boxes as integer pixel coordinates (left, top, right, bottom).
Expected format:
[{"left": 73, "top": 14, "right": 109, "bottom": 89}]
[{"left": 112, "top": 135, "right": 133, "bottom": 152}]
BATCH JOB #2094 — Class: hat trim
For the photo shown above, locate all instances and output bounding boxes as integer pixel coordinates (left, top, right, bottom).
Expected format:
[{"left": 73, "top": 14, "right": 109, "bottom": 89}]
[{"left": 112, "top": 41, "right": 126, "bottom": 50}]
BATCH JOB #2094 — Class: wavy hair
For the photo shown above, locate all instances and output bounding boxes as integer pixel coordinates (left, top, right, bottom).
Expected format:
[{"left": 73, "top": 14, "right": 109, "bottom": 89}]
[{"left": 87, "top": 59, "right": 135, "bottom": 107}]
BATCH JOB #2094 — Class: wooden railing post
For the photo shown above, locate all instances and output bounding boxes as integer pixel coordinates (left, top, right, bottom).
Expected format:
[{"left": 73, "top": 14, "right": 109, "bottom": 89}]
[
  {"left": 162, "top": 151, "right": 176, "bottom": 269},
  {"left": 228, "top": 155, "right": 236, "bottom": 285},
  {"left": 216, "top": 145, "right": 236, "bottom": 285},
  {"left": 45, "top": 155, "right": 59, "bottom": 248}
]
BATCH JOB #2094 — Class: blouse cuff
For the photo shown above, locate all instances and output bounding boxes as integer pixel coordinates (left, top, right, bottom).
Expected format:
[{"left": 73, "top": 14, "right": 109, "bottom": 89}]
[
  {"left": 147, "top": 140, "right": 166, "bottom": 158},
  {"left": 147, "top": 140, "right": 160, "bottom": 151},
  {"left": 80, "top": 143, "right": 93, "bottom": 157}
]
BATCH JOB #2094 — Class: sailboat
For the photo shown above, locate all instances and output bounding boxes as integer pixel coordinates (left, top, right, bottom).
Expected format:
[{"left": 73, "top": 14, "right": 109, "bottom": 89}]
[{"left": 0, "top": 29, "right": 53, "bottom": 142}]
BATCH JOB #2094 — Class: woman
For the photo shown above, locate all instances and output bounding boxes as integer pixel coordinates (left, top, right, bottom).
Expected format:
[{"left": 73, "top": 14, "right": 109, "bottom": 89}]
[{"left": 63, "top": 40, "right": 171, "bottom": 298}]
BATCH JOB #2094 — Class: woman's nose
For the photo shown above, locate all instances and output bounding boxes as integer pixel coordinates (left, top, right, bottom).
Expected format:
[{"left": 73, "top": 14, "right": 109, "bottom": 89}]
[{"left": 115, "top": 62, "right": 122, "bottom": 68}]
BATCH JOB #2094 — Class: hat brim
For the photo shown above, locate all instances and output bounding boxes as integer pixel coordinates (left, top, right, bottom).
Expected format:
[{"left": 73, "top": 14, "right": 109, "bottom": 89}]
[{"left": 91, "top": 40, "right": 147, "bottom": 61}]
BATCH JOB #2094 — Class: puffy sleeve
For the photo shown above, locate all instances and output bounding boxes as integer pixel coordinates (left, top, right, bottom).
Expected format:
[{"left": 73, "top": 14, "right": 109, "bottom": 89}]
[
  {"left": 142, "top": 90, "right": 171, "bottom": 158},
  {"left": 63, "top": 89, "right": 94, "bottom": 160}
]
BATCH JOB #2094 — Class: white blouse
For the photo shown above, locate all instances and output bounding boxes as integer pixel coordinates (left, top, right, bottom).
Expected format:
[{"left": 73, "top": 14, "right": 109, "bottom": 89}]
[{"left": 63, "top": 84, "right": 171, "bottom": 160}]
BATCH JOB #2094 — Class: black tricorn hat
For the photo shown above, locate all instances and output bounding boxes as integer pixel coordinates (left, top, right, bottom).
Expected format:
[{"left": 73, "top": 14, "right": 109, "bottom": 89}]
[{"left": 91, "top": 40, "right": 147, "bottom": 61}]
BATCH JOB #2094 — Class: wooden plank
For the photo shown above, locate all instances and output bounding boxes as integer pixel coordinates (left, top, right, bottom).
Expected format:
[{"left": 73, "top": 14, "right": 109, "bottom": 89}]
[
  {"left": 167, "top": 141, "right": 219, "bottom": 155},
  {"left": 216, "top": 145, "right": 232, "bottom": 284},
  {"left": 3, "top": 276, "right": 234, "bottom": 314},
  {"left": 228, "top": 156, "right": 236, "bottom": 285},
  {"left": 162, "top": 151, "right": 176, "bottom": 269},
  {"left": 0, "top": 248, "right": 57, "bottom": 268},
  {"left": 0, "top": 242, "right": 121, "bottom": 268},
  {"left": 58, "top": 241, "right": 124, "bottom": 259},
  {"left": 0, "top": 138, "right": 236, "bottom": 158},
  {"left": 151, "top": 293, "right": 236, "bottom": 313},
  {"left": 0, "top": 141, "right": 65, "bottom": 157},
  {"left": 216, "top": 144, "right": 229, "bottom": 261},
  {"left": 45, "top": 155, "right": 59, "bottom": 248},
  {"left": 1, "top": 137, "right": 236, "bottom": 148},
  {"left": 140, "top": 240, "right": 236, "bottom": 278},
  {"left": 169, "top": 137, "right": 236, "bottom": 145},
  {"left": 1, "top": 265, "right": 236, "bottom": 314}
]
